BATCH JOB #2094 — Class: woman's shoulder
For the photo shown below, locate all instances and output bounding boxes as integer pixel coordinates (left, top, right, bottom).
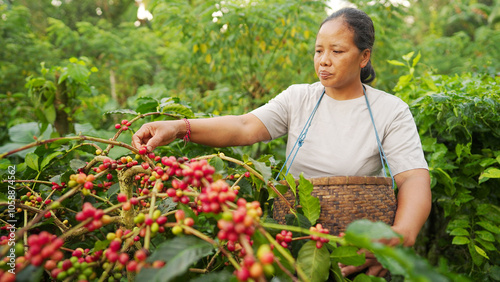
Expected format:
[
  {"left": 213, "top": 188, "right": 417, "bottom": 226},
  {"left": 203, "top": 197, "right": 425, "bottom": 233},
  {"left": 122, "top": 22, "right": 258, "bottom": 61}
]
[
  {"left": 282, "top": 82, "right": 324, "bottom": 100},
  {"left": 364, "top": 85, "right": 408, "bottom": 109}
]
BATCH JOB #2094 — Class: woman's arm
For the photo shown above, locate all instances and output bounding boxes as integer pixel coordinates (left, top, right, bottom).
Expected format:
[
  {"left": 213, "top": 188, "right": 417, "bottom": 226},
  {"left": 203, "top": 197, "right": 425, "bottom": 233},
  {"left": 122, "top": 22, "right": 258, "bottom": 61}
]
[
  {"left": 339, "top": 168, "right": 431, "bottom": 277},
  {"left": 392, "top": 168, "right": 432, "bottom": 246},
  {"left": 132, "top": 113, "right": 271, "bottom": 150}
]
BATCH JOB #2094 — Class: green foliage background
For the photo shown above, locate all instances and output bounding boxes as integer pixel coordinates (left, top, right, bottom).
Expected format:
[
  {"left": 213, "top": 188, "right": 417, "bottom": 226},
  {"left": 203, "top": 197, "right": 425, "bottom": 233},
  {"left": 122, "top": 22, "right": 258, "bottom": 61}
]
[{"left": 1, "top": 0, "right": 499, "bottom": 280}]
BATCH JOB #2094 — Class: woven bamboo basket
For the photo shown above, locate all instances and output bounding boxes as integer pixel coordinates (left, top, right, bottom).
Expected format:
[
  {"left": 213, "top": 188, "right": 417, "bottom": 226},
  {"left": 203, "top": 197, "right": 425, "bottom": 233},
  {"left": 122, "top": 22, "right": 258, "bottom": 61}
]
[{"left": 273, "top": 176, "right": 397, "bottom": 235}]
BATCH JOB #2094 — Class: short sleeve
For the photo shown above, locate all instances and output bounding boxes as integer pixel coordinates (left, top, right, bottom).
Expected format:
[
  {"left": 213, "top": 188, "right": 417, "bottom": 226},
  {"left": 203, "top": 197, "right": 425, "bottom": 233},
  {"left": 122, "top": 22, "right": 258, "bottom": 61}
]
[
  {"left": 383, "top": 105, "right": 428, "bottom": 175},
  {"left": 250, "top": 87, "right": 291, "bottom": 139}
]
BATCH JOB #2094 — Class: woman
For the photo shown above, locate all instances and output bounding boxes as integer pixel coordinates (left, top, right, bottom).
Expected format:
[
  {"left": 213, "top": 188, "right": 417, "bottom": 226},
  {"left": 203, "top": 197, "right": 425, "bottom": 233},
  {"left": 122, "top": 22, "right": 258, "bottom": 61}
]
[{"left": 132, "top": 8, "right": 431, "bottom": 278}]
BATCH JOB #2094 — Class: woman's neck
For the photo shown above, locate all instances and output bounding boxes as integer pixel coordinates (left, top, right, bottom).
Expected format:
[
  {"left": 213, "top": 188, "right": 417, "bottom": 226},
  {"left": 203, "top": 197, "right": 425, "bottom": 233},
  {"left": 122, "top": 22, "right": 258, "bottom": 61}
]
[{"left": 324, "top": 83, "right": 365, "bottom": 101}]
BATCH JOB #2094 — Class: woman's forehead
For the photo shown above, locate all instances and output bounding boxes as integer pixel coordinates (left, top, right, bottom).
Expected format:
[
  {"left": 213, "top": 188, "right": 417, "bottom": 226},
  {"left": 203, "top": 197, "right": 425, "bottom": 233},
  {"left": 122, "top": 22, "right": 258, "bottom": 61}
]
[{"left": 316, "top": 19, "right": 354, "bottom": 45}]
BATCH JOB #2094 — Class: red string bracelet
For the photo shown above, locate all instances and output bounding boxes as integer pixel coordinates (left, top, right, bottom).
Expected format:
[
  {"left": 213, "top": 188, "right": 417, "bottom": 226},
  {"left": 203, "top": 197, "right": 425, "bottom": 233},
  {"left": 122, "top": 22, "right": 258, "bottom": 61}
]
[{"left": 183, "top": 118, "right": 191, "bottom": 143}]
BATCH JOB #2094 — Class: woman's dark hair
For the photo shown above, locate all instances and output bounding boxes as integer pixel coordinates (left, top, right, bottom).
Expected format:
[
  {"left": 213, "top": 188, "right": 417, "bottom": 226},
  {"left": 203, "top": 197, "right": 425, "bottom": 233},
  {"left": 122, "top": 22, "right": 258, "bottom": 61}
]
[{"left": 321, "top": 8, "right": 376, "bottom": 84}]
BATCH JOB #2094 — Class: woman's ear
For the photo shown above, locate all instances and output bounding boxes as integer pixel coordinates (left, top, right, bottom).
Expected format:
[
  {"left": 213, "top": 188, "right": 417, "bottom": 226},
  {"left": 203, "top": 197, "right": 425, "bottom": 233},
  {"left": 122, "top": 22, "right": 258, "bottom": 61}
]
[{"left": 360, "top": 49, "right": 371, "bottom": 68}]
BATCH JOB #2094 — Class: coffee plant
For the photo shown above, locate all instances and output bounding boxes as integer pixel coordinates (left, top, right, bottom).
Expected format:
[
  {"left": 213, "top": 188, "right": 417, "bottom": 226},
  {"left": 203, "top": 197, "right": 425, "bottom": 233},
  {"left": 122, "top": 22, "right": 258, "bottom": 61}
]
[{"left": 0, "top": 100, "right": 468, "bottom": 282}]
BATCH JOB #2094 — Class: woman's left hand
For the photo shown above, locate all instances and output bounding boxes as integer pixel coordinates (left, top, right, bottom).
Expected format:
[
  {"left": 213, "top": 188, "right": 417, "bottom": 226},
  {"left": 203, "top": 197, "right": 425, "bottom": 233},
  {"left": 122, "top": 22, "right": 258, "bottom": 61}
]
[
  {"left": 339, "top": 250, "right": 387, "bottom": 277},
  {"left": 338, "top": 233, "right": 401, "bottom": 278}
]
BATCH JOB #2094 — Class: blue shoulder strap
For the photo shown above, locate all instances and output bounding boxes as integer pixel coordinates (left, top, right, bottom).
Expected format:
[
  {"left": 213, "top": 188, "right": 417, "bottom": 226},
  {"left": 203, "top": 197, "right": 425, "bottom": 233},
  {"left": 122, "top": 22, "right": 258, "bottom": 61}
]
[
  {"left": 276, "top": 86, "right": 395, "bottom": 189},
  {"left": 276, "top": 89, "right": 325, "bottom": 180}
]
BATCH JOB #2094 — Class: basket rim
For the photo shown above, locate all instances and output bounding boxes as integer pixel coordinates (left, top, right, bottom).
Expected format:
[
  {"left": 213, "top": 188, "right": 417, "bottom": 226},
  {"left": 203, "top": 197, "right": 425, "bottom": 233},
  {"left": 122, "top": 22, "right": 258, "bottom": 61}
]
[{"left": 281, "top": 175, "right": 392, "bottom": 186}]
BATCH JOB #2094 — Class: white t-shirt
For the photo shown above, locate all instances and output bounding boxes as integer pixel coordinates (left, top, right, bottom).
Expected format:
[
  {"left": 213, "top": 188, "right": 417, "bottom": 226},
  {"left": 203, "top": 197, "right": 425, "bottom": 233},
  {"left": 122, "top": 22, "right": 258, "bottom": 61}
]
[{"left": 251, "top": 82, "right": 428, "bottom": 179}]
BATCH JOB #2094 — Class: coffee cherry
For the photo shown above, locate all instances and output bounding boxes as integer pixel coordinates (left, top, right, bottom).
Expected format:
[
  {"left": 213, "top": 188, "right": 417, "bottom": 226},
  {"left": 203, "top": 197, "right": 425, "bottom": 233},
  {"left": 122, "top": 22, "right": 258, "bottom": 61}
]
[
  {"left": 118, "top": 253, "right": 129, "bottom": 265},
  {"left": 127, "top": 260, "right": 138, "bottom": 272},
  {"left": 175, "top": 210, "right": 185, "bottom": 222},
  {"left": 117, "top": 193, "right": 127, "bottom": 203},
  {"left": 134, "top": 249, "right": 148, "bottom": 262},
  {"left": 138, "top": 147, "right": 147, "bottom": 155},
  {"left": 235, "top": 268, "right": 250, "bottom": 281},
  {"left": 115, "top": 124, "right": 121, "bottom": 129},
  {"left": 172, "top": 225, "right": 183, "bottom": 235},
  {"left": 249, "top": 262, "right": 264, "bottom": 278},
  {"left": 109, "top": 240, "right": 121, "bottom": 252}
]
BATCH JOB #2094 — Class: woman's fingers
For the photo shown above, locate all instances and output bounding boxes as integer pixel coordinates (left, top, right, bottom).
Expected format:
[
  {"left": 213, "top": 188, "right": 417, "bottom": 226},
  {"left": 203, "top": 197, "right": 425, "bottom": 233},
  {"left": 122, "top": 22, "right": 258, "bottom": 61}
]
[
  {"left": 338, "top": 250, "right": 388, "bottom": 278},
  {"left": 132, "top": 121, "right": 176, "bottom": 151}
]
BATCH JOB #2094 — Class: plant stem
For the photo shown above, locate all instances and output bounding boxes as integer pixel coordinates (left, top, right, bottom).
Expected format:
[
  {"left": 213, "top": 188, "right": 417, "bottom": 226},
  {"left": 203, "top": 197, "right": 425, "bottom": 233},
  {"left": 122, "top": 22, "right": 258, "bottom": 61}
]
[
  {"left": 182, "top": 225, "right": 241, "bottom": 270},
  {"left": 258, "top": 226, "right": 309, "bottom": 282},
  {"left": 0, "top": 135, "right": 140, "bottom": 159},
  {"left": 260, "top": 222, "right": 341, "bottom": 243}
]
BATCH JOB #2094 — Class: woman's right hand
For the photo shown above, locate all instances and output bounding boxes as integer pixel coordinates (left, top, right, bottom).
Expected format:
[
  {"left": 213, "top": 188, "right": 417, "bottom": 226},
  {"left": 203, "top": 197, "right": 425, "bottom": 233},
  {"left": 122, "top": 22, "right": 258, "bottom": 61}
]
[{"left": 132, "top": 120, "right": 184, "bottom": 151}]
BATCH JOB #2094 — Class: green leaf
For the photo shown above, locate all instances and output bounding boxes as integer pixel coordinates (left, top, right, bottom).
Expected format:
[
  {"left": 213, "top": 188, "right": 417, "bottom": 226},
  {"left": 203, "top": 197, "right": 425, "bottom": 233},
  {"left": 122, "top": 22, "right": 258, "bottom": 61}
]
[
  {"left": 475, "top": 230, "right": 495, "bottom": 242},
  {"left": 190, "top": 270, "right": 234, "bottom": 282},
  {"left": 147, "top": 236, "right": 214, "bottom": 281},
  {"left": 412, "top": 51, "right": 421, "bottom": 67},
  {"left": 161, "top": 103, "right": 194, "bottom": 118},
  {"left": 105, "top": 109, "right": 138, "bottom": 115},
  {"left": 474, "top": 238, "right": 496, "bottom": 251},
  {"left": 251, "top": 157, "right": 272, "bottom": 182},
  {"left": 298, "top": 174, "right": 320, "bottom": 225},
  {"left": 16, "top": 265, "right": 44, "bottom": 282},
  {"left": 468, "top": 243, "right": 485, "bottom": 266},
  {"left": 66, "top": 62, "right": 90, "bottom": 83},
  {"left": 476, "top": 221, "right": 500, "bottom": 234},
  {"left": 479, "top": 167, "right": 500, "bottom": 183},
  {"left": 345, "top": 220, "right": 399, "bottom": 246},
  {"left": 387, "top": 60, "right": 406, "bottom": 67},
  {"left": 402, "top": 51, "right": 415, "bottom": 62},
  {"left": 285, "top": 213, "right": 311, "bottom": 234},
  {"left": 447, "top": 218, "right": 470, "bottom": 230},
  {"left": 268, "top": 183, "right": 290, "bottom": 200},
  {"left": 450, "top": 228, "right": 469, "bottom": 236},
  {"left": 330, "top": 246, "right": 365, "bottom": 266},
  {"left": 25, "top": 152, "right": 39, "bottom": 171},
  {"left": 284, "top": 173, "right": 296, "bottom": 197},
  {"left": 452, "top": 236, "right": 470, "bottom": 245},
  {"left": 70, "top": 159, "right": 87, "bottom": 172},
  {"left": 474, "top": 245, "right": 489, "bottom": 259},
  {"left": 0, "top": 193, "right": 8, "bottom": 203},
  {"left": 353, "top": 273, "right": 386, "bottom": 282},
  {"left": 94, "top": 240, "right": 110, "bottom": 252},
  {"left": 297, "top": 240, "right": 331, "bottom": 282},
  {"left": 208, "top": 156, "right": 224, "bottom": 174},
  {"left": 40, "top": 152, "right": 62, "bottom": 170}
]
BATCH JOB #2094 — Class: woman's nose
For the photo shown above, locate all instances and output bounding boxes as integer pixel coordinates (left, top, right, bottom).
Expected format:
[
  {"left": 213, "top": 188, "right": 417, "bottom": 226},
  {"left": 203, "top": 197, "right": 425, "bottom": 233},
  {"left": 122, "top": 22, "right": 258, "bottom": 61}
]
[{"left": 320, "top": 53, "right": 332, "bottom": 66}]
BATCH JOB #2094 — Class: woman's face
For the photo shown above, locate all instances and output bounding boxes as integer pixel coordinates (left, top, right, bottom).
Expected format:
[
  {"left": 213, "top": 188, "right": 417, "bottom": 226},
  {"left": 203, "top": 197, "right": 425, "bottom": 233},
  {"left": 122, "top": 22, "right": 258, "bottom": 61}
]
[{"left": 314, "top": 18, "right": 370, "bottom": 93}]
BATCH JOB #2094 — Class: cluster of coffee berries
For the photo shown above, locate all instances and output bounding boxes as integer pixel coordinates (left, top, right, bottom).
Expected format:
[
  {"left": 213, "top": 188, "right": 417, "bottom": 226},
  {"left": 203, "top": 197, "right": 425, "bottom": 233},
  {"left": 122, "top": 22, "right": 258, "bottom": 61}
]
[
  {"left": 275, "top": 230, "right": 293, "bottom": 248},
  {"left": 45, "top": 249, "right": 101, "bottom": 281},
  {"left": 115, "top": 119, "right": 132, "bottom": 130},
  {"left": 0, "top": 270, "right": 15, "bottom": 282},
  {"left": 51, "top": 181, "right": 66, "bottom": 191},
  {"left": 227, "top": 171, "right": 251, "bottom": 180},
  {"left": 119, "top": 155, "right": 139, "bottom": 169},
  {"left": 217, "top": 198, "right": 262, "bottom": 243},
  {"left": 196, "top": 179, "right": 238, "bottom": 214},
  {"left": 19, "top": 192, "right": 51, "bottom": 209},
  {"left": 133, "top": 210, "right": 168, "bottom": 237},
  {"left": 24, "top": 231, "right": 64, "bottom": 268},
  {"left": 94, "top": 157, "right": 119, "bottom": 173},
  {"left": 75, "top": 202, "right": 109, "bottom": 231},
  {"left": 310, "top": 224, "right": 330, "bottom": 248},
  {"left": 125, "top": 249, "right": 165, "bottom": 273},
  {"left": 104, "top": 239, "right": 128, "bottom": 264},
  {"left": 171, "top": 210, "right": 194, "bottom": 235},
  {"left": 234, "top": 244, "right": 275, "bottom": 281},
  {"left": 68, "top": 172, "right": 95, "bottom": 191}
]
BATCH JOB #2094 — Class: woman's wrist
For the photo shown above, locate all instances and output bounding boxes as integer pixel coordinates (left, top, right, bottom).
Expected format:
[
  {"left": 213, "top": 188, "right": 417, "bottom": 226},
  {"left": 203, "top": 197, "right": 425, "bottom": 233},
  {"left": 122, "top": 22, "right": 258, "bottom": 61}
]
[
  {"left": 391, "top": 225, "right": 417, "bottom": 247},
  {"left": 174, "top": 119, "right": 188, "bottom": 140}
]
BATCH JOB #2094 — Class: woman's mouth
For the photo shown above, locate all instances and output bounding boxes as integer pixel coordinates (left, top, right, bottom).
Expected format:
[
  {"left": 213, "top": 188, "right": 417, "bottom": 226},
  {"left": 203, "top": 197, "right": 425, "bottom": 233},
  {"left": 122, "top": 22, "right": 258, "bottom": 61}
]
[{"left": 319, "top": 71, "right": 332, "bottom": 79}]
